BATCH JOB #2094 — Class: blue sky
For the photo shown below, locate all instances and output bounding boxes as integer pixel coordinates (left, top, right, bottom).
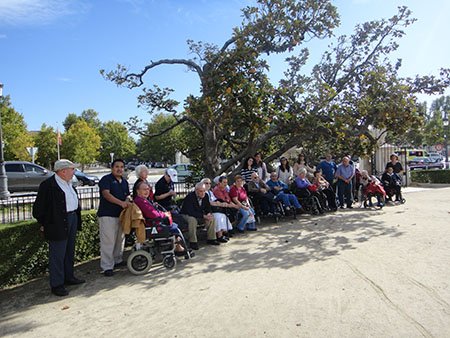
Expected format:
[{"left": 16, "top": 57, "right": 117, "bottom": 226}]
[{"left": 0, "top": 0, "right": 449, "bottom": 132}]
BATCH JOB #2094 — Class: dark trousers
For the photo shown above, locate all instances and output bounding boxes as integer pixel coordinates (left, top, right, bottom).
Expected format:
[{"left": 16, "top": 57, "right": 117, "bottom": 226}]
[
  {"left": 251, "top": 192, "right": 276, "bottom": 214},
  {"left": 322, "top": 187, "right": 337, "bottom": 209},
  {"left": 49, "top": 213, "right": 77, "bottom": 288},
  {"left": 337, "top": 179, "right": 353, "bottom": 207}
]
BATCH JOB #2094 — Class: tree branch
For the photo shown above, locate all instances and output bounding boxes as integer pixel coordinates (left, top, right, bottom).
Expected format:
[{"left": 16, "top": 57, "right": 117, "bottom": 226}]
[{"left": 121, "top": 59, "right": 203, "bottom": 88}]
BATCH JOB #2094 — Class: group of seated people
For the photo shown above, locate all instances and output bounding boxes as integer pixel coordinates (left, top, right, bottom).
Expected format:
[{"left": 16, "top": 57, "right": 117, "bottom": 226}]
[{"left": 129, "top": 152, "right": 405, "bottom": 252}]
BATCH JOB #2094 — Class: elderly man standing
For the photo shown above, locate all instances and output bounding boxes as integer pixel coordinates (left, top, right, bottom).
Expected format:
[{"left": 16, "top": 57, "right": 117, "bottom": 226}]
[
  {"left": 33, "top": 159, "right": 84, "bottom": 297},
  {"left": 97, "top": 159, "right": 132, "bottom": 277},
  {"left": 180, "top": 182, "right": 218, "bottom": 250},
  {"left": 335, "top": 156, "right": 355, "bottom": 209}
]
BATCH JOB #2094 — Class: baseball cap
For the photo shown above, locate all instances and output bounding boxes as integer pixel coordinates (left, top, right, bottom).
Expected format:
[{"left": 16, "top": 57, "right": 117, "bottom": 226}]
[
  {"left": 165, "top": 168, "right": 178, "bottom": 182},
  {"left": 54, "top": 159, "right": 76, "bottom": 171}
]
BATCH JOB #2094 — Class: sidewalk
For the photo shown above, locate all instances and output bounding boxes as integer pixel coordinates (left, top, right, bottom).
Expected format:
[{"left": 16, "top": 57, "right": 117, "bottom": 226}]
[{"left": 1, "top": 187, "right": 450, "bottom": 337}]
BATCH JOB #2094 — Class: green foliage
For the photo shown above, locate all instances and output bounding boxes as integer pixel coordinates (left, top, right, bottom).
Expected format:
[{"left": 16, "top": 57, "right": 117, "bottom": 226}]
[
  {"left": 62, "top": 119, "right": 101, "bottom": 167},
  {"left": 103, "top": 1, "right": 450, "bottom": 178},
  {"left": 81, "top": 109, "right": 102, "bottom": 131},
  {"left": 0, "top": 95, "right": 34, "bottom": 161},
  {"left": 63, "top": 113, "right": 79, "bottom": 132},
  {"left": 34, "top": 124, "right": 58, "bottom": 169},
  {"left": 136, "top": 113, "right": 194, "bottom": 163},
  {"left": 411, "top": 169, "right": 450, "bottom": 184},
  {"left": 99, "top": 120, "right": 136, "bottom": 163},
  {"left": 0, "top": 211, "right": 100, "bottom": 288}
]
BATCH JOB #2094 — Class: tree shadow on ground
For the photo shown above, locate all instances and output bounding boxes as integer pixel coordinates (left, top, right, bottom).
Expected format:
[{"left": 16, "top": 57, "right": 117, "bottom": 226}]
[{"left": 0, "top": 207, "right": 404, "bottom": 335}]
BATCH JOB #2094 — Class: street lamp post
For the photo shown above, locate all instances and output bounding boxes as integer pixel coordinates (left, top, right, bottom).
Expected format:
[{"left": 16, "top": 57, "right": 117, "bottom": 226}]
[
  {"left": 0, "top": 83, "right": 11, "bottom": 199},
  {"left": 443, "top": 111, "right": 449, "bottom": 169}
]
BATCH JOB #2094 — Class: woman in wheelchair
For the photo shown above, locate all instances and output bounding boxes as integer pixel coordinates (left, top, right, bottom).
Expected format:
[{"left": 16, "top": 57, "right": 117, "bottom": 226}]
[
  {"left": 312, "top": 171, "right": 337, "bottom": 211},
  {"left": 359, "top": 170, "right": 386, "bottom": 208},
  {"left": 292, "top": 168, "right": 325, "bottom": 214},
  {"left": 381, "top": 167, "right": 403, "bottom": 203},
  {"left": 133, "top": 181, "right": 187, "bottom": 255}
]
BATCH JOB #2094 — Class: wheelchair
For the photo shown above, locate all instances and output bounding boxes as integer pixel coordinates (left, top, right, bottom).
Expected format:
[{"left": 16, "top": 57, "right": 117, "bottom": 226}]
[
  {"left": 127, "top": 210, "right": 192, "bottom": 275},
  {"left": 290, "top": 185, "right": 324, "bottom": 215}
]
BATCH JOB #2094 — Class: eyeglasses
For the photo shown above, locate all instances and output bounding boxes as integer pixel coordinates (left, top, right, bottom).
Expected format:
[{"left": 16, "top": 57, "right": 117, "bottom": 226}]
[{"left": 204, "top": 182, "right": 211, "bottom": 185}]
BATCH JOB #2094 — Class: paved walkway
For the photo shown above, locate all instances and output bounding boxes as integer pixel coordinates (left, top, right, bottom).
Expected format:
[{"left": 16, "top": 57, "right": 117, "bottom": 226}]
[{"left": 1, "top": 187, "right": 450, "bottom": 337}]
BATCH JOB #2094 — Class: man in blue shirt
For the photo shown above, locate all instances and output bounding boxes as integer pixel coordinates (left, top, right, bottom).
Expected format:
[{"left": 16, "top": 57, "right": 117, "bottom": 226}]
[
  {"left": 335, "top": 156, "right": 355, "bottom": 209},
  {"left": 317, "top": 153, "right": 337, "bottom": 186},
  {"left": 97, "top": 159, "right": 131, "bottom": 276}
]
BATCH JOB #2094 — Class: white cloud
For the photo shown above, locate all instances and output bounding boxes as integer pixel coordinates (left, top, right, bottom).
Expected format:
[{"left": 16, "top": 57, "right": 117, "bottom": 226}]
[
  {"left": 0, "top": 0, "right": 86, "bottom": 26},
  {"left": 0, "top": 34, "right": 6, "bottom": 39},
  {"left": 56, "top": 77, "right": 72, "bottom": 83}
]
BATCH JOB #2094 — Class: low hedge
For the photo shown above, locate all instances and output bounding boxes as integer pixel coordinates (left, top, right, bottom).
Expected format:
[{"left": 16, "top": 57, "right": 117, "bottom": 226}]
[
  {"left": 411, "top": 169, "right": 450, "bottom": 184},
  {"left": 0, "top": 211, "right": 100, "bottom": 289}
]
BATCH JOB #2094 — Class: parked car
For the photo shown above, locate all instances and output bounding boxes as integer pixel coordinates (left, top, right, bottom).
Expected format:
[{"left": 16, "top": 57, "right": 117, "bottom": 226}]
[
  {"left": 5, "top": 161, "right": 53, "bottom": 192},
  {"left": 74, "top": 168, "right": 99, "bottom": 186},
  {"left": 428, "top": 152, "right": 443, "bottom": 162},
  {"left": 153, "top": 162, "right": 165, "bottom": 168},
  {"left": 5, "top": 161, "right": 81, "bottom": 192},
  {"left": 408, "top": 157, "right": 444, "bottom": 170},
  {"left": 169, "top": 163, "right": 203, "bottom": 182}
]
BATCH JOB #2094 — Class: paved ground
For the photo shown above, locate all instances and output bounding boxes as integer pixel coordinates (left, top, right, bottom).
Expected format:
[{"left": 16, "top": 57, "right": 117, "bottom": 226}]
[{"left": 1, "top": 187, "right": 450, "bottom": 337}]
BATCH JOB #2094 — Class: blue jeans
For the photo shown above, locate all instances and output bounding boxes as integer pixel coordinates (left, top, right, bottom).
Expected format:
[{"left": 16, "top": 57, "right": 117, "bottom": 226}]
[
  {"left": 337, "top": 179, "right": 353, "bottom": 207},
  {"left": 275, "top": 192, "right": 301, "bottom": 208},
  {"left": 237, "top": 207, "right": 255, "bottom": 231},
  {"left": 48, "top": 213, "right": 77, "bottom": 288}
]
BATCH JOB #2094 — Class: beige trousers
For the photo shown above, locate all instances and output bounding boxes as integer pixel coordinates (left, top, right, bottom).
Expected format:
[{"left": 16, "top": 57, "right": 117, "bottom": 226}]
[{"left": 181, "top": 215, "right": 216, "bottom": 243}]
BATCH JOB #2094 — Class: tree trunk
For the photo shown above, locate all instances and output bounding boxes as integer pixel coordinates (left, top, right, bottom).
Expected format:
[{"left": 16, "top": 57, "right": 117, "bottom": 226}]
[{"left": 203, "top": 124, "right": 221, "bottom": 178}]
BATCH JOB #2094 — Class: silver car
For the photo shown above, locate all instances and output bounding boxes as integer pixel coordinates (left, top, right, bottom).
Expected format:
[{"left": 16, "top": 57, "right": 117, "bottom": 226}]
[{"left": 4, "top": 161, "right": 79, "bottom": 192}]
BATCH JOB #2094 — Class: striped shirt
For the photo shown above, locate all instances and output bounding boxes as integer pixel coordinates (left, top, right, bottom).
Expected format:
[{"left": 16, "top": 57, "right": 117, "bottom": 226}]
[{"left": 240, "top": 167, "right": 257, "bottom": 183}]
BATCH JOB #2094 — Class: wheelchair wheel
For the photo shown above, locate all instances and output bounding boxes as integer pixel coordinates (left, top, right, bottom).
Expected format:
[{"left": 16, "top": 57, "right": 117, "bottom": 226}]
[
  {"left": 163, "top": 255, "right": 177, "bottom": 269},
  {"left": 127, "top": 250, "right": 152, "bottom": 275}
]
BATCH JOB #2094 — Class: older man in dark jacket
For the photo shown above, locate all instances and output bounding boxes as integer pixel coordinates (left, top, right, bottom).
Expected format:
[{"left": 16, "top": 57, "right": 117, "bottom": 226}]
[
  {"left": 33, "top": 159, "right": 84, "bottom": 297},
  {"left": 180, "top": 182, "right": 218, "bottom": 250}
]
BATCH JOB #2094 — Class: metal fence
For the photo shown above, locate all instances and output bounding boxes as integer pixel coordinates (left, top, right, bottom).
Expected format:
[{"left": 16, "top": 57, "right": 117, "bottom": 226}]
[{"left": 0, "top": 182, "right": 193, "bottom": 225}]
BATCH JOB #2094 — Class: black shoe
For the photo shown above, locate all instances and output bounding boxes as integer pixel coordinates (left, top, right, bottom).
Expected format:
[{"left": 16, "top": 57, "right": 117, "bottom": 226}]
[
  {"left": 247, "top": 228, "right": 257, "bottom": 231},
  {"left": 237, "top": 229, "right": 245, "bottom": 234},
  {"left": 340, "top": 206, "right": 344, "bottom": 209},
  {"left": 228, "top": 229, "right": 235, "bottom": 235},
  {"left": 347, "top": 205, "right": 353, "bottom": 209},
  {"left": 217, "top": 237, "right": 228, "bottom": 243},
  {"left": 207, "top": 239, "right": 220, "bottom": 245},
  {"left": 190, "top": 242, "right": 199, "bottom": 250},
  {"left": 51, "top": 286, "right": 69, "bottom": 297},
  {"left": 114, "top": 261, "right": 127, "bottom": 269},
  {"left": 65, "top": 277, "right": 85, "bottom": 285},
  {"left": 225, "top": 232, "right": 233, "bottom": 238},
  {"left": 114, "top": 261, "right": 127, "bottom": 268},
  {"left": 104, "top": 269, "right": 114, "bottom": 277}
]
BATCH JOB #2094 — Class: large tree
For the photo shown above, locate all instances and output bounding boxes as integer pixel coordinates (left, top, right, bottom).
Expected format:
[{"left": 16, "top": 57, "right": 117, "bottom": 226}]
[
  {"left": 137, "top": 113, "right": 197, "bottom": 163},
  {"left": 34, "top": 124, "right": 58, "bottom": 169},
  {"left": 102, "top": 0, "right": 449, "bottom": 177},
  {"left": 99, "top": 120, "right": 136, "bottom": 163},
  {"left": 0, "top": 95, "right": 34, "bottom": 161},
  {"left": 62, "top": 120, "right": 100, "bottom": 168}
]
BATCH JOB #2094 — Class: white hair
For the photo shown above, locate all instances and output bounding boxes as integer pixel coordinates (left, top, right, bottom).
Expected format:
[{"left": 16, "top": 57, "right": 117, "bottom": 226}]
[
  {"left": 195, "top": 182, "right": 206, "bottom": 190},
  {"left": 298, "top": 168, "right": 307, "bottom": 175},
  {"left": 135, "top": 164, "right": 149, "bottom": 177}
]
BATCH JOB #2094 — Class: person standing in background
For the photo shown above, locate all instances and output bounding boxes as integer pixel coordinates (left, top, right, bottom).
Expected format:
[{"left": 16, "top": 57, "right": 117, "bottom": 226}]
[{"left": 97, "top": 159, "right": 131, "bottom": 277}]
